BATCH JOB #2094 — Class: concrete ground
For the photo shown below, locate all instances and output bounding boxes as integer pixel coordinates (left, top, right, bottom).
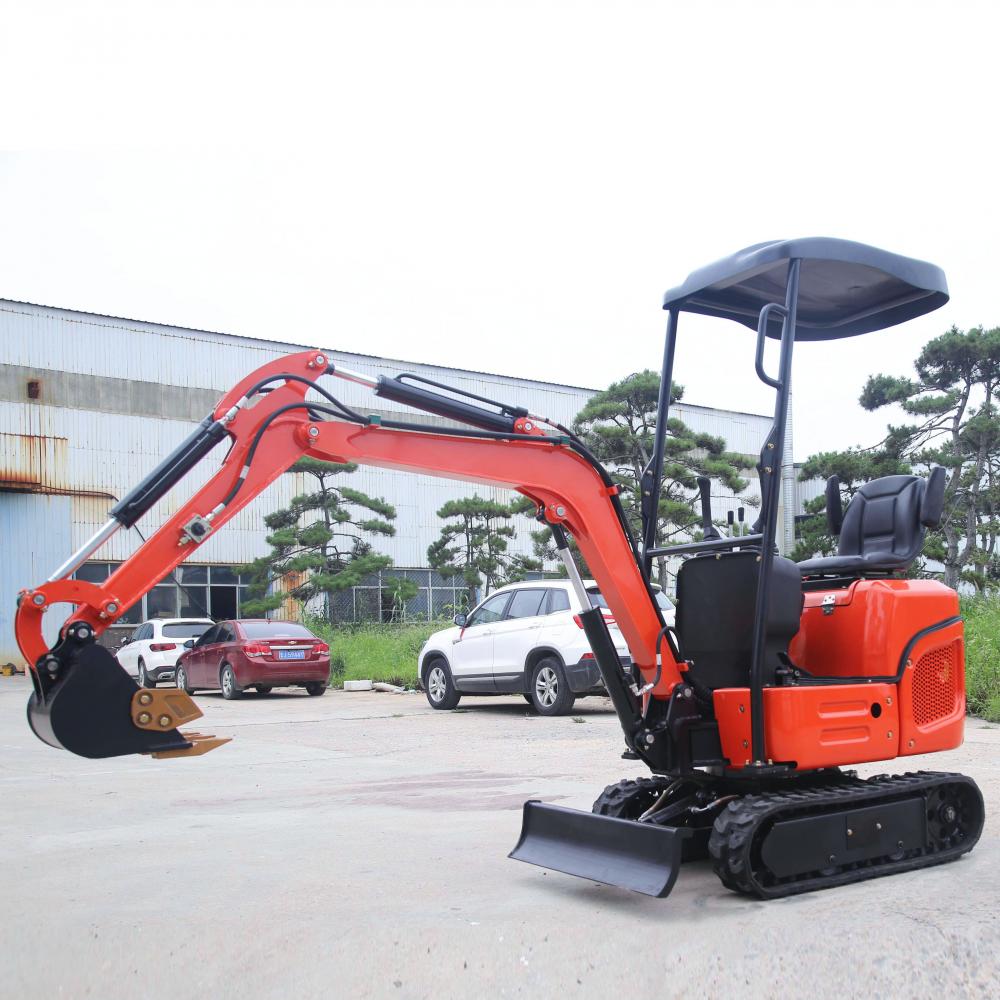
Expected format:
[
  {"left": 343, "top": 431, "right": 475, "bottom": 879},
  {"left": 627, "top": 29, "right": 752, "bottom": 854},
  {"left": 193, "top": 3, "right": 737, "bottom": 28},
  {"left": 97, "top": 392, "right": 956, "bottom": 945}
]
[{"left": 2, "top": 676, "right": 998, "bottom": 1000}]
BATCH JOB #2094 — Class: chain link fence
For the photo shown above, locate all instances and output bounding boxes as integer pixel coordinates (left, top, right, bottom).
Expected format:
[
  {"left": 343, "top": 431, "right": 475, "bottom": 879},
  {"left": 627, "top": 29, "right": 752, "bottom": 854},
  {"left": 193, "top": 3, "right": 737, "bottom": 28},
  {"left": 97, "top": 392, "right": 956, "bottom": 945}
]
[{"left": 315, "top": 567, "right": 548, "bottom": 624}]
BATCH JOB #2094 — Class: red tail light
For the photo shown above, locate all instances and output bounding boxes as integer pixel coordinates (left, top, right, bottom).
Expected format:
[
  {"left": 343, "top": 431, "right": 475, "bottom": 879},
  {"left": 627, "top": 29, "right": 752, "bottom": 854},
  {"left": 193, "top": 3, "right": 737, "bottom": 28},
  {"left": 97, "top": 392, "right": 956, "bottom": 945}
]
[
  {"left": 314, "top": 642, "right": 329, "bottom": 655},
  {"left": 244, "top": 642, "right": 270, "bottom": 657},
  {"left": 580, "top": 652, "right": 595, "bottom": 660},
  {"left": 149, "top": 643, "right": 177, "bottom": 652},
  {"left": 573, "top": 612, "right": 614, "bottom": 628}
]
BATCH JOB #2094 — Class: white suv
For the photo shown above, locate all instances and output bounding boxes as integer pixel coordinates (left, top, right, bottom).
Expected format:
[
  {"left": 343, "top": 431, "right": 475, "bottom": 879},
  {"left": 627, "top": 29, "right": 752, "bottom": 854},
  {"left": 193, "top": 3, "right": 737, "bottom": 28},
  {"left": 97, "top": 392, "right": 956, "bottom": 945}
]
[
  {"left": 116, "top": 618, "right": 214, "bottom": 688},
  {"left": 417, "top": 580, "right": 674, "bottom": 715}
]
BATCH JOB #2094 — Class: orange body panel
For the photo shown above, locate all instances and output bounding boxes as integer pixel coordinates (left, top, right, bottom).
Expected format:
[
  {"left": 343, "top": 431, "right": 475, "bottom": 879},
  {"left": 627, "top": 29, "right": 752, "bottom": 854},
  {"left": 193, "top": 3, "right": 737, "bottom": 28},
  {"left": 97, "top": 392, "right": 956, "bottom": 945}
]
[
  {"left": 715, "top": 578, "right": 966, "bottom": 770},
  {"left": 715, "top": 684, "right": 900, "bottom": 770},
  {"left": 789, "top": 578, "right": 958, "bottom": 678}
]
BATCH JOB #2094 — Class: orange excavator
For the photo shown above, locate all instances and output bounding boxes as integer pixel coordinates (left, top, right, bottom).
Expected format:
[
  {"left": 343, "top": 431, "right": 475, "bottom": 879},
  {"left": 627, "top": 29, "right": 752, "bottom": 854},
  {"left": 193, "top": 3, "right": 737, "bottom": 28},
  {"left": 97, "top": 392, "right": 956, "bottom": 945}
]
[{"left": 15, "top": 239, "right": 984, "bottom": 898}]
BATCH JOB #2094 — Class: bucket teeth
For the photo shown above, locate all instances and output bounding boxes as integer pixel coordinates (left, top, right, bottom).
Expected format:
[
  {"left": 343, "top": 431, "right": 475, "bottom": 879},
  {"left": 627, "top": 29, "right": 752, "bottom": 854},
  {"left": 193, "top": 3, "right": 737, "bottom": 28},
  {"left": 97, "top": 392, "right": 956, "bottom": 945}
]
[
  {"left": 131, "top": 689, "right": 230, "bottom": 758},
  {"left": 150, "top": 734, "right": 231, "bottom": 759}
]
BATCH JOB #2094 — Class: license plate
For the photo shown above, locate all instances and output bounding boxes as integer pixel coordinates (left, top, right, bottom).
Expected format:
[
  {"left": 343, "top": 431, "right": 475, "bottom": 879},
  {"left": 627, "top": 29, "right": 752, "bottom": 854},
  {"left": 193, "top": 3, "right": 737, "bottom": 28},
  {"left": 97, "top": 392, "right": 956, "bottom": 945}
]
[{"left": 277, "top": 649, "right": 306, "bottom": 660}]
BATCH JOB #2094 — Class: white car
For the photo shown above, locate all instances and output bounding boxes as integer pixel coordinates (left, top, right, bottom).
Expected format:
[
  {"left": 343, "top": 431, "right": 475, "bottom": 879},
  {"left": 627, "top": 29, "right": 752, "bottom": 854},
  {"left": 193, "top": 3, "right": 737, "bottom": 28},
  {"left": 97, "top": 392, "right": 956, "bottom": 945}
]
[
  {"left": 417, "top": 580, "right": 675, "bottom": 715},
  {"left": 116, "top": 618, "right": 214, "bottom": 688}
]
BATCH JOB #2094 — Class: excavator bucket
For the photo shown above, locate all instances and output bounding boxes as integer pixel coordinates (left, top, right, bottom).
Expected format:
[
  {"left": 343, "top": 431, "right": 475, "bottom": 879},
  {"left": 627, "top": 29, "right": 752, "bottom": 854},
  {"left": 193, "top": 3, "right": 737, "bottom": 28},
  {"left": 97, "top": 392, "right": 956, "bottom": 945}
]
[
  {"left": 509, "top": 801, "right": 690, "bottom": 897},
  {"left": 27, "top": 641, "right": 228, "bottom": 759}
]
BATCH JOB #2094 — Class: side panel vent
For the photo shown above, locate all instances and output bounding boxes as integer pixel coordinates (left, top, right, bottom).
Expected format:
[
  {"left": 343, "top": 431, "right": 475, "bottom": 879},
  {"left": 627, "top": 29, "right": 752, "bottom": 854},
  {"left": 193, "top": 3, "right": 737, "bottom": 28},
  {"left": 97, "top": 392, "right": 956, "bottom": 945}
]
[{"left": 912, "top": 641, "right": 960, "bottom": 727}]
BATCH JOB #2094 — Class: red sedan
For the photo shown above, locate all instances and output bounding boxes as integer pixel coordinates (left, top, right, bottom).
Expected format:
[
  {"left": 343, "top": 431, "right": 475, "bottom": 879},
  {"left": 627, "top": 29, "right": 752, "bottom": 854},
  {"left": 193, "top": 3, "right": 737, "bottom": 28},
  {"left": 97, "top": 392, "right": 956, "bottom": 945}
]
[{"left": 175, "top": 619, "right": 331, "bottom": 699}]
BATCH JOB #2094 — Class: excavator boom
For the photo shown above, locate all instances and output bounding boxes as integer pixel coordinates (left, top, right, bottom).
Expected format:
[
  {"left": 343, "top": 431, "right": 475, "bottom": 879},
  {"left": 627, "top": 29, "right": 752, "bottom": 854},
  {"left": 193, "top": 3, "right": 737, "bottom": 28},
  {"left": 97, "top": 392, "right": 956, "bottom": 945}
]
[{"left": 15, "top": 349, "right": 677, "bottom": 762}]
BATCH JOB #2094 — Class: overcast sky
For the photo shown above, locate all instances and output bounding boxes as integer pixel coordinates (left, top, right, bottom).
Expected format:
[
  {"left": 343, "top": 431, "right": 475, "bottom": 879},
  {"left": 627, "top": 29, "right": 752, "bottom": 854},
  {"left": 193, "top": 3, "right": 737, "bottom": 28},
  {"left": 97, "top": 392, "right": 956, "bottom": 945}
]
[{"left": 2, "top": 0, "right": 998, "bottom": 460}]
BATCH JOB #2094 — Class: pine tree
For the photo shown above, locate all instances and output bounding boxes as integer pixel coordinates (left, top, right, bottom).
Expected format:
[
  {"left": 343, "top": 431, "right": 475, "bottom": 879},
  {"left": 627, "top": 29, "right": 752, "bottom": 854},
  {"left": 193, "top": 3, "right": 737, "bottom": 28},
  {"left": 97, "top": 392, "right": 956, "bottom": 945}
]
[
  {"left": 241, "top": 457, "right": 397, "bottom": 620},
  {"left": 572, "top": 370, "right": 751, "bottom": 585},
  {"left": 427, "top": 495, "right": 541, "bottom": 606},
  {"left": 797, "top": 325, "right": 1000, "bottom": 590}
]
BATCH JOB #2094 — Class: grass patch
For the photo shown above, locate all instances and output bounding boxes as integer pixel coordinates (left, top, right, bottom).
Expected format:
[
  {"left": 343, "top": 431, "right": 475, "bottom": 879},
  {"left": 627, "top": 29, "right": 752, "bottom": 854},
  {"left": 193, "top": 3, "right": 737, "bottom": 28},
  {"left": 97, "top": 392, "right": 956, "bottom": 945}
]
[
  {"left": 962, "top": 596, "right": 1000, "bottom": 723},
  {"left": 306, "top": 619, "right": 445, "bottom": 688}
]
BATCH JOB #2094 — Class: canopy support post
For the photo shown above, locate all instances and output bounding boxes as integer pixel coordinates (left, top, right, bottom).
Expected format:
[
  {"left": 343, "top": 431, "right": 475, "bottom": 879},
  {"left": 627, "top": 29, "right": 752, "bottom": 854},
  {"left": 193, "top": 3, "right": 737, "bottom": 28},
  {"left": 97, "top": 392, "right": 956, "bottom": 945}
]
[{"left": 642, "top": 308, "right": 679, "bottom": 577}]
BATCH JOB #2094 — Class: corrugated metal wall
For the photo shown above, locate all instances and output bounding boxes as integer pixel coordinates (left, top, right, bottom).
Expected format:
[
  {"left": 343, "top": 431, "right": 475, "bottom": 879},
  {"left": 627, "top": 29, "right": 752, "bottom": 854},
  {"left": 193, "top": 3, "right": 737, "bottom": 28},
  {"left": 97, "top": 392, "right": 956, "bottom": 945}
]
[
  {"left": 0, "top": 492, "right": 72, "bottom": 662},
  {"left": 0, "top": 298, "right": 788, "bottom": 582}
]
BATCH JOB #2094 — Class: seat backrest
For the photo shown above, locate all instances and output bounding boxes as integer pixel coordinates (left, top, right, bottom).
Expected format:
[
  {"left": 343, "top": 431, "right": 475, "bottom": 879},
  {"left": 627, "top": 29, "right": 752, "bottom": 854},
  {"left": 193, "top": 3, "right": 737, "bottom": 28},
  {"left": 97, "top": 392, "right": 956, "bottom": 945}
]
[
  {"left": 837, "top": 471, "right": 943, "bottom": 568},
  {"left": 675, "top": 550, "right": 802, "bottom": 690}
]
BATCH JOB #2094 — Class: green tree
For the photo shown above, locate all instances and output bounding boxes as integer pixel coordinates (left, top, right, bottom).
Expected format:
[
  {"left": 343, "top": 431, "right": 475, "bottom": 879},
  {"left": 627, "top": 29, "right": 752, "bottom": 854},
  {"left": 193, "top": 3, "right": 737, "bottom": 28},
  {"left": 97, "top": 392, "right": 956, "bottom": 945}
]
[
  {"left": 384, "top": 576, "right": 419, "bottom": 622},
  {"left": 797, "top": 325, "right": 1000, "bottom": 590},
  {"left": 241, "top": 456, "right": 397, "bottom": 619},
  {"left": 572, "top": 370, "right": 751, "bottom": 585},
  {"left": 427, "top": 494, "right": 541, "bottom": 606}
]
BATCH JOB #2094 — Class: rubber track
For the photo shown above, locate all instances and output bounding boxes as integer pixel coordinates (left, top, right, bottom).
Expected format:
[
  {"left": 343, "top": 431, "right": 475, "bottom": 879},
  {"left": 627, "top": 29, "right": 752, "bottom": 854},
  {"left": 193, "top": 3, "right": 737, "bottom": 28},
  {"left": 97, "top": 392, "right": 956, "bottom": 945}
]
[{"left": 708, "top": 771, "right": 984, "bottom": 899}]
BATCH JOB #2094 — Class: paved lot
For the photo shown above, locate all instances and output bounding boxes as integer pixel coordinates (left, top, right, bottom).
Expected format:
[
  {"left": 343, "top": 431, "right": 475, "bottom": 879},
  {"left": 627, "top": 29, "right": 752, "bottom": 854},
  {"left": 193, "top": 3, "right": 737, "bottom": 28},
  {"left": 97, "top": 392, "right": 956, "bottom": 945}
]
[{"left": 2, "top": 676, "right": 999, "bottom": 999}]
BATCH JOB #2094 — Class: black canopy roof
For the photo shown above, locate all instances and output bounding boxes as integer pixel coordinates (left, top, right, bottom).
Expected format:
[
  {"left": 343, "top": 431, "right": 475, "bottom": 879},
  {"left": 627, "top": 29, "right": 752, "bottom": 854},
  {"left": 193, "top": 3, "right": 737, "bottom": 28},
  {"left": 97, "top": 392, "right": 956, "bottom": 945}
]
[{"left": 661, "top": 238, "right": 948, "bottom": 340}]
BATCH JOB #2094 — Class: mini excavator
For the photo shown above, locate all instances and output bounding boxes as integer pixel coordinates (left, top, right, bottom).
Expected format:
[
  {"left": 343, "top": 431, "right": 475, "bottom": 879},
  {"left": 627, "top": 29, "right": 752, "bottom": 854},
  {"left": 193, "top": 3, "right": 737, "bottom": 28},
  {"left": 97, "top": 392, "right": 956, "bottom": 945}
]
[{"left": 15, "top": 238, "right": 985, "bottom": 898}]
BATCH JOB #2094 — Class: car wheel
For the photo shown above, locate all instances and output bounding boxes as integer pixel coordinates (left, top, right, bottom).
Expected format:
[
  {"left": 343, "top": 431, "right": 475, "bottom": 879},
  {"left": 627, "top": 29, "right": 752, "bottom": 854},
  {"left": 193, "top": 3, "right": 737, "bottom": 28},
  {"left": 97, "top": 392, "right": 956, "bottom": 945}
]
[
  {"left": 424, "top": 659, "right": 460, "bottom": 710},
  {"left": 305, "top": 682, "right": 326, "bottom": 696},
  {"left": 137, "top": 659, "right": 155, "bottom": 689},
  {"left": 530, "top": 657, "right": 575, "bottom": 716},
  {"left": 255, "top": 685, "right": 273, "bottom": 695},
  {"left": 175, "top": 665, "right": 193, "bottom": 694},
  {"left": 220, "top": 663, "right": 242, "bottom": 700}
]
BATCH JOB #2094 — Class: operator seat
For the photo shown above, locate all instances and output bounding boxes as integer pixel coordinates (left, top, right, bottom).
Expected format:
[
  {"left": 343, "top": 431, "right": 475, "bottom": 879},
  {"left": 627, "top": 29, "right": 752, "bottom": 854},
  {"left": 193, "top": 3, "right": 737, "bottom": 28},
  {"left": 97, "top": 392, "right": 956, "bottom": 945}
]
[
  {"left": 796, "top": 468, "right": 946, "bottom": 578},
  {"left": 675, "top": 550, "right": 803, "bottom": 690}
]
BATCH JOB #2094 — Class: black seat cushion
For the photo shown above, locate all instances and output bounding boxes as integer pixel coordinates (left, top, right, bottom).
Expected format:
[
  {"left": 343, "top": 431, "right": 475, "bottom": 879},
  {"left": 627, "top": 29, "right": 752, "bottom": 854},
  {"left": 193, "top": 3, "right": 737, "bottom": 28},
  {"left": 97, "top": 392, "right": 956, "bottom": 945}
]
[
  {"left": 676, "top": 550, "right": 803, "bottom": 690},
  {"left": 797, "top": 473, "right": 935, "bottom": 577}
]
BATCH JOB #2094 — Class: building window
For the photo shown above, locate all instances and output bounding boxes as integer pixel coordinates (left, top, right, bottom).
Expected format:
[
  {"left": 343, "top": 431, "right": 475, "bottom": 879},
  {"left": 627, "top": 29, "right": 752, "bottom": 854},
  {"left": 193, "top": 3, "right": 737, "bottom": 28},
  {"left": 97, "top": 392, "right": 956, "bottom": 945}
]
[{"left": 75, "top": 563, "right": 250, "bottom": 626}]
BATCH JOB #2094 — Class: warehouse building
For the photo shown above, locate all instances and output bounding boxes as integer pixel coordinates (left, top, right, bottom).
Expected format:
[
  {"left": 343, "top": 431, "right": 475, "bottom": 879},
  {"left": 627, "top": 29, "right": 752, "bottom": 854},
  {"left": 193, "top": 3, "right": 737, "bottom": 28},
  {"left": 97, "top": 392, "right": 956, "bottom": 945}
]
[{"left": 0, "top": 298, "right": 791, "bottom": 664}]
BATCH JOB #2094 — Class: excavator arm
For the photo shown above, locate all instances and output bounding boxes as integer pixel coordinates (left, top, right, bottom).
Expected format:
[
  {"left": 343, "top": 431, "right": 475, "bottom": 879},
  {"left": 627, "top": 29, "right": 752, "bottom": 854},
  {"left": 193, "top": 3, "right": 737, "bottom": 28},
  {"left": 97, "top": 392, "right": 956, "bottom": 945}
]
[{"left": 15, "top": 349, "right": 683, "bottom": 761}]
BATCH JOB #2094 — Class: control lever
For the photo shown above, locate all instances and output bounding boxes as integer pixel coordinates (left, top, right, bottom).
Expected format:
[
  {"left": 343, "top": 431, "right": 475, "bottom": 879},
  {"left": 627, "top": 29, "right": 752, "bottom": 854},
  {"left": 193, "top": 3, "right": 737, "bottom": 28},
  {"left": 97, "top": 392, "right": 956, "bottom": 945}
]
[{"left": 697, "top": 477, "right": 721, "bottom": 541}]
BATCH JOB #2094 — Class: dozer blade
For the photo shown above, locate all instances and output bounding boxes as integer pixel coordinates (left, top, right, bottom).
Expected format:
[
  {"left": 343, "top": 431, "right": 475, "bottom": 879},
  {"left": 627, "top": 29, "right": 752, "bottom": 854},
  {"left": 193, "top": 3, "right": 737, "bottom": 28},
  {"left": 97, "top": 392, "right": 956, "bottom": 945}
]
[
  {"left": 509, "top": 800, "right": 691, "bottom": 898},
  {"left": 27, "top": 641, "right": 229, "bottom": 759}
]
